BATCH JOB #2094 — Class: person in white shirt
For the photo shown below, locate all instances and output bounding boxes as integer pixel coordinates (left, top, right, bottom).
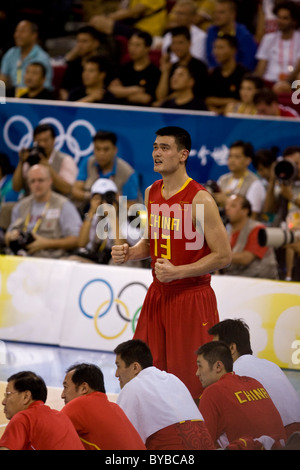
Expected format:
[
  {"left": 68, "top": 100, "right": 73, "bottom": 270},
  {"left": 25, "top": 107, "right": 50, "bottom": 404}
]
[
  {"left": 114, "top": 339, "right": 215, "bottom": 450},
  {"left": 208, "top": 318, "right": 300, "bottom": 438},
  {"left": 214, "top": 140, "right": 266, "bottom": 219},
  {"left": 255, "top": 1, "right": 300, "bottom": 86}
]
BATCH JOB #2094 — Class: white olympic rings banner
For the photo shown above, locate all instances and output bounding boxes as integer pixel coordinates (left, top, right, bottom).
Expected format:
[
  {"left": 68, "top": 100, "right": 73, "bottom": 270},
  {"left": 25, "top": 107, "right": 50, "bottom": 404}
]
[{"left": 0, "top": 255, "right": 299, "bottom": 370}]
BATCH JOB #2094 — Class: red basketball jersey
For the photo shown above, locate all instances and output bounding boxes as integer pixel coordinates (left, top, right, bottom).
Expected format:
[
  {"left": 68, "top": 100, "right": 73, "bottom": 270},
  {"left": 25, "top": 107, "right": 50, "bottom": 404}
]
[{"left": 148, "top": 178, "right": 211, "bottom": 285}]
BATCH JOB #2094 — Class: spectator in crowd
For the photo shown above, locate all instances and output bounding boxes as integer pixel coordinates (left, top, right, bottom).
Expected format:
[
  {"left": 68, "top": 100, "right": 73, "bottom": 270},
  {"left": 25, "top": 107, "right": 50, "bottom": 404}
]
[
  {"left": 157, "top": 63, "right": 207, "bottom": 110},
  {"left": 90, "top": 0, "right": 167, "bottom": 39},
  {"left": 225, "top": 73, "right": 265, "bottom": 115},
  {"left": 59, "top": 25, "right": 118, "bottom": 101},
  {"left": 206, "top": 0, "right": 257, "bottom": 71},
  {"left": 255, "top": 1, "right": 300, "bottom": 90},
  {"left": 214, "top": 140, "right": 267, "bottom": 218},
  {"left": 69, "top": 178, "right": 125, "bottom": 264},
  {"left": 114, "top": 339, "right": 215, "bottom": 450},
  {"left": 68, "top": 55, "right": 116, "bottom": 104},
  {"left": 196, "top": 341, "right": 287, "bottom": 449},
  {"left": 61, "top": 363, "right": 146, "bottom": 450},
  {"left": 156, "top": 26, "right": 209, "bottom": 104},
  {"left": 223, "top": 194, "right": 279, "bottom": 279},
  {"left": 208, "top": 318, "right": 300, "bottom": 438},
  {"left": 18, "top": 62, "right": 54, "bottom": 100},
  {"left": 108, "top": 30, "right": 160, "bottom": 106},
  {"left": 253, "top": 87, "right": 299, "bottom": 117},
  {"left": 194, "top": 0, "right": 217, "bottom": 31},
  {"left": 12, "top": 123, "right": 78, "bottom": 197},
  {"left": 161, "top": 0, "right": 207, "bottom": 62},
  {"left": 72, "top": 130, "right": 139, "bottom": 212},
  {"left": 5, "top": 164, "right": 82, "bottom": 259},
  {"left": 255, "top": 0, "right": 279, "bottom": 42},
  {"left": 205, "top": 35, "right": 249, "bottom": 114},
  {"left": 0, "top": 371, "right": 84, "bottom": 450},
  {"left": 0, "top": 20, "right": 53, "bottom": 96}
]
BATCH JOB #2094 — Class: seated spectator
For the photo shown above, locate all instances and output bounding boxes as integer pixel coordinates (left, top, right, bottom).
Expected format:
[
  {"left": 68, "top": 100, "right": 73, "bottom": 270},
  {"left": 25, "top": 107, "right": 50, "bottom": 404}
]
[
  {"left": 108, "top": 30, "right": 161, "bottom": 106},
  {"left": 206, "top": 0, "right": 257, "bottom": 71},
  {"left": 68, "top": 55, "right": 116, "bottom": 104},
  {"left": 0, "top": 20, "right": 53, "bottom": 96},
  {"left": 90, "top": 0, "right": 167, "bottom": 38},
  {"left": 196, "top": 341, "right": 287, "bottom": 449},
  {"left": 18, "top": 62, "right": 54, "bottom": 100},
  {"left": 61, "top": 363, "right": 146, "bottom": 450},
  {"left": 157, "top": 63, "right": 207, "bottom": 110},
  {"left": 194, "top": 0, "right": 216, "bottom": 31},
  {"left": 255, "top": 0, "right": 279, "bottom": 43},
  {"left": 0, "top": 371, "right": 84, "bottom": 450},
  {"left": 255, "top": 1, "right": 300, "bottom": 89},
  {"left": 12, "top": 123, "right": 78, "bottom": 197},
  {"left": 214, "top": 140, "right": 266, "bottom": 218},
  {"left": 208, "top": 318, "right": 300, "bottom": 438},
  {"left": 161, "top": 0, "right": 207, "bottom": 62},
  {"left": 72, "top": 130, "right": 139, "bottom": 213},
  {"left": 59, "top": 25, "right": 118, "bottom": 101},
  {"left": 225, "top": 73, "right": 265, "bottom": 115},
  {"left": 223, "top": 194, "right": 279, "bottom": 279},
  {"left": 114, "top": 339, "right": 215, "bottom": 450},
  {"left": 156, "top": 26, "right": 209, "bottom": 103},
  {"left": 69, "top": 178, "right": 125, "bottom": 264},
  {"left": 253, "top": 87, "right": 299, "bottom": 117},
  {"left": 5, "top": 164, "right": 82, "bottom": 259},
  {"left": 205, "top": 35, "right": 249, "bottom": 114}
]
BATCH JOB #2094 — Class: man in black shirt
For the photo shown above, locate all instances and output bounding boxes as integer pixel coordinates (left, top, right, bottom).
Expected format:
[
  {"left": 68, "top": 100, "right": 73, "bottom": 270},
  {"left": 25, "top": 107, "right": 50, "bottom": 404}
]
[
  {"left": 206, "top": 34, "right": 248, "bottom": 114},
  {"left": 19, "top": 62, "right": 54, "bottom": 100}
]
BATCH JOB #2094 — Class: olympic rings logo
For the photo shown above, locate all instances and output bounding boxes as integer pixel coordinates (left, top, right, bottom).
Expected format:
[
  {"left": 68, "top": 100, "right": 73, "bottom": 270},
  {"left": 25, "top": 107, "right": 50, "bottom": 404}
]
[
  {"left": 78, "top": 279, "right": 148, "bottom": 340},
  {"left": 3, "top": 115, "right": 96, "bottom": 162}
]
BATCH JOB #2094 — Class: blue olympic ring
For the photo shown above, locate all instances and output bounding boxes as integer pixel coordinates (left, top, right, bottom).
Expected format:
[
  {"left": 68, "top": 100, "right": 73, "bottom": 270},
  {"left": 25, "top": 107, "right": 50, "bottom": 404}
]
[{"left": 79, "top": 279, "right": 114, "bottom": 319}]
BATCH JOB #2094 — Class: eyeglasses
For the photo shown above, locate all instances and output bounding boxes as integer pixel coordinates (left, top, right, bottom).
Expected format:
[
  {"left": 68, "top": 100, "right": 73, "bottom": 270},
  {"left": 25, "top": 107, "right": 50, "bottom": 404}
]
[{"left": 3, "top": 391, "right": 18, "bottom": 399}]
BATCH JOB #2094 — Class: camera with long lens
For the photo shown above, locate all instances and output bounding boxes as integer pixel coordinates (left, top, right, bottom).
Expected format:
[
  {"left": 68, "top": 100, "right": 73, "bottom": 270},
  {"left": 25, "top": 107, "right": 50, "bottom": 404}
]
[
  {"left": 274, "top": 159, "right": 298, "bottom": 184},
  {"left": 26, "top": 143, "right": 47, "bottom": 166},
  {"left": 258, "top": 227, "right": 300, "bottom": 248},
  {"left": 9, "top": 231, "right": 35, "bottom": 254}
]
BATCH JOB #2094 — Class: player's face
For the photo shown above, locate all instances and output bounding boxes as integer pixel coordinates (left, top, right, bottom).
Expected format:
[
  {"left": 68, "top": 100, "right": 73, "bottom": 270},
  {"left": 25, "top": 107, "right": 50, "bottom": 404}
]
[
  {"left": 2, "top": 381, "right": 27, "bottom": 420},
  {"left": 196, "top": 355, "right": 218, "bottom": 388},
  {"left": 61, "top": 370, "right": 80, "bottom": 405},
  {"left": 152, "top": 135, "right": 187, "bottom": 174},
  {"left": 115, "top": 355, "right": 137, "bottom": 389}
]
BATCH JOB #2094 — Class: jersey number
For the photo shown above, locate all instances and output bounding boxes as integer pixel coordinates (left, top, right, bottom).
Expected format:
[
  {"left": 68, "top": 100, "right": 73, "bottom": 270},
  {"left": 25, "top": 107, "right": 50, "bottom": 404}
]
[{"left": 154, "top": 233, "right": 171, "bottom": 259}]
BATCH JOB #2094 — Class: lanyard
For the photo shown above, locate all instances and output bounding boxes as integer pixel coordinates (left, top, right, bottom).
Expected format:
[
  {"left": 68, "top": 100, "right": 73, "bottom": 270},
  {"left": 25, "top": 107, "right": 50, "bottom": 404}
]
[
  {"left": 23, "top": 202, "right": 50, "bottom": 233},
  {"left": 278, "top": 34, "right": 295, "bottom": 74}
]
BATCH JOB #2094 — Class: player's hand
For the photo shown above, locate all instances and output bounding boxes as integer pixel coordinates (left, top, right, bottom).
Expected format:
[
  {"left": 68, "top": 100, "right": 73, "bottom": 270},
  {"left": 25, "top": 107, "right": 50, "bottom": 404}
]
[
  {"left": 111, "top": 243, "right": 130, "bottom": 264},
  {"left": 154, "top": 258, "right": 177, "bottom": 283}
]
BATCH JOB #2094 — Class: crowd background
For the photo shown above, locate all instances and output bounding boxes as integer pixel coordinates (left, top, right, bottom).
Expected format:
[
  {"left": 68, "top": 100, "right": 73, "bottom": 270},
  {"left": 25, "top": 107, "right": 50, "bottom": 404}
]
[{"left": 0, "top": 0, "right": 300, "bottom": 281}]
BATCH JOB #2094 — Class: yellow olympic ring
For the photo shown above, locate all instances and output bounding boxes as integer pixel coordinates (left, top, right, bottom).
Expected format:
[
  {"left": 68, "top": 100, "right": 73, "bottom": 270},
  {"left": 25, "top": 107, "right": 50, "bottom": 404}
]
[{"left": 94, "top": 298, "right": 130, "bottom": 340}]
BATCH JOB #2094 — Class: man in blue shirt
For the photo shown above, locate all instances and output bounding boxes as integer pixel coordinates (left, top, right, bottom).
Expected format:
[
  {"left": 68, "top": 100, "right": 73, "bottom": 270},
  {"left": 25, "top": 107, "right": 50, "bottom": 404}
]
[
  {"left": 206, "top": 0, "right": 257, "bottom": 71},
  {"left": 0, "top": 20, "right": 53, "bottom": 95},
  {"left": 72, "top": 130, "right": 139, "bottom": 214}
]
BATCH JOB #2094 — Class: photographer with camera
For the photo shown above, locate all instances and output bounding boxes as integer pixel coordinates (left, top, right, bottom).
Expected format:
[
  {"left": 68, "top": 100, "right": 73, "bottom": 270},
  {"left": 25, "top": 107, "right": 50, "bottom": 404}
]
[
  {"left": 223, "top": 194, "right": 278, "bottom": 279},
  {"left": 12, "top": 123, "right": 78, "bottom": 197},
  {"left": 5, "top": 164, "right": 82, "bottom": 259},
  {"left": 263, "top": 145, "right": 300, "bottom": 280}
]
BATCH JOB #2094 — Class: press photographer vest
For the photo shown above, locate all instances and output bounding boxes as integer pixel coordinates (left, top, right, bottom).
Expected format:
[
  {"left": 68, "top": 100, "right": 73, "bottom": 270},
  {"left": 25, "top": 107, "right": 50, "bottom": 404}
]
[
  {"left": 226, "top": 219, "right": 278, "bottom": 279},
  {"left": 218, "top": 170, "right": 258, "bottom": 197},
  {"left": 85, "top": 156, "right": 135, "bottom": 195},
  {"left": 11, "top": 192, "right": 68, "bottom": 258}
]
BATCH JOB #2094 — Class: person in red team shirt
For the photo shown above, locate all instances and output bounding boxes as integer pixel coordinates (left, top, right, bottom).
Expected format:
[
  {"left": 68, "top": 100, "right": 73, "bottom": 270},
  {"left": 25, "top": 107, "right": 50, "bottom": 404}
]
[
  {"left": 111, "top": 126, "right": 232, "bottom": 401},
  {"left": 61, "top": 363, "right": 146, "bottom": 450},
  {"left": 196, "top": 341, "right": 287, "bottom": 449},
  {"left": 0, "top": 371, "right": 84, "bottom": 450}
]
